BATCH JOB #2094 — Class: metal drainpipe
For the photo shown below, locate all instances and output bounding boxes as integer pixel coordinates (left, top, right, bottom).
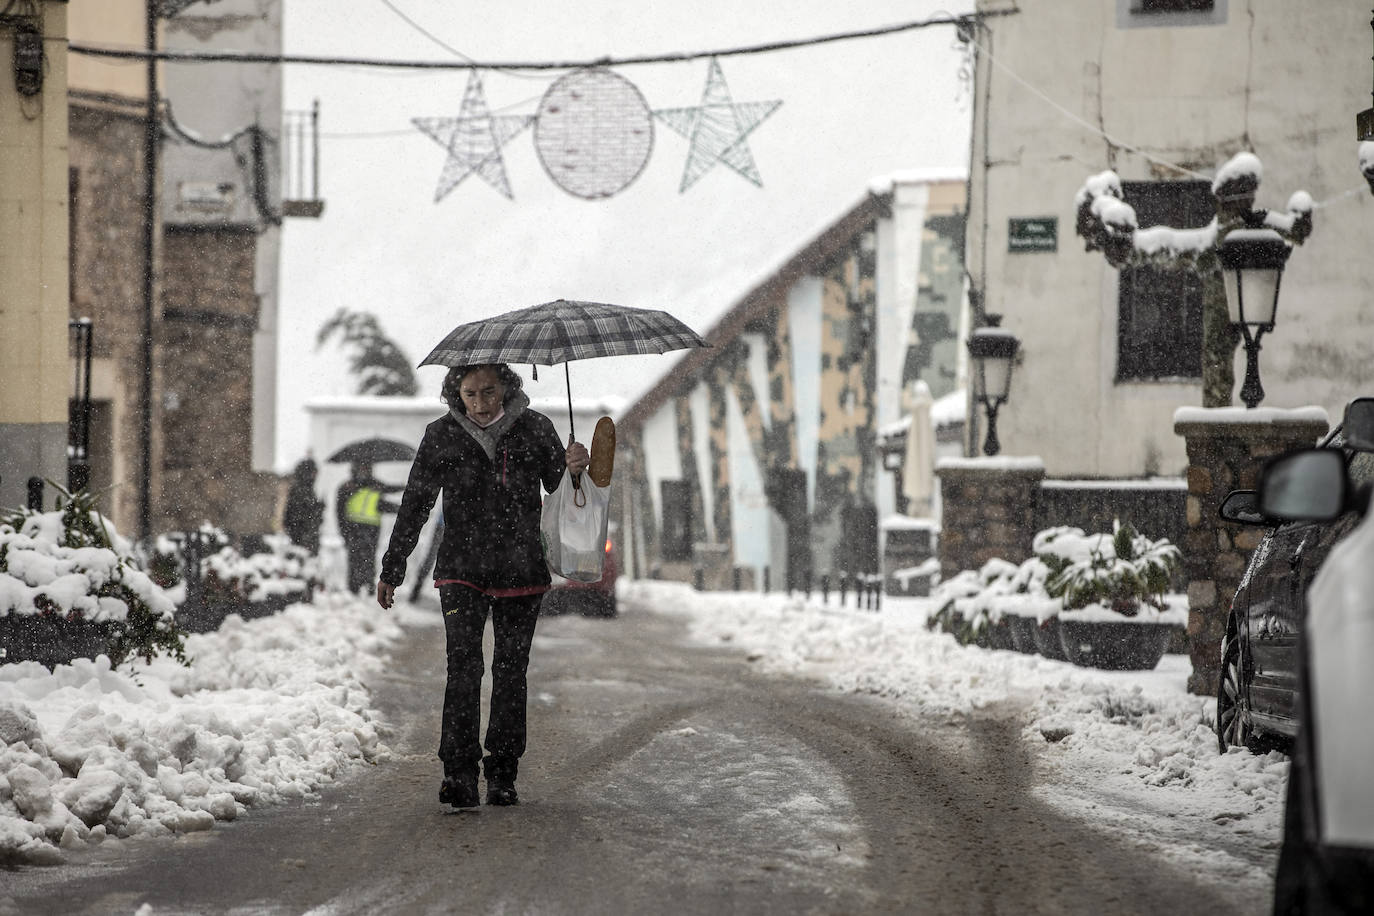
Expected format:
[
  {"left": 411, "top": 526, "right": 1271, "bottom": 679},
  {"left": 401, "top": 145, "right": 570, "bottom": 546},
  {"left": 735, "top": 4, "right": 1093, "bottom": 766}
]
[{"left": 140, "top": 4, "right": 158, "bottom": 539}]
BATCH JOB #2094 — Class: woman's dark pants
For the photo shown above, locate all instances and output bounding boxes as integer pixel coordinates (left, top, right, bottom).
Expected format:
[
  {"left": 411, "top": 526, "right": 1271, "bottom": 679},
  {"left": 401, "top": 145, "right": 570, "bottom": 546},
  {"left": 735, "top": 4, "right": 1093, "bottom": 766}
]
[{"left": 437, "top": 585, "right": 542, "bottom": 783}]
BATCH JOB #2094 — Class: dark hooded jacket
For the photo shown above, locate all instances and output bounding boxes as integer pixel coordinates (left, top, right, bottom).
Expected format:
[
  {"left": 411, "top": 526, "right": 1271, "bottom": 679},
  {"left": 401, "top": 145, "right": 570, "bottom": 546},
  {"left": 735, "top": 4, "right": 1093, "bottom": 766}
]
[{"left": 379, "top": 391, "right": 565, "bottom": 590}]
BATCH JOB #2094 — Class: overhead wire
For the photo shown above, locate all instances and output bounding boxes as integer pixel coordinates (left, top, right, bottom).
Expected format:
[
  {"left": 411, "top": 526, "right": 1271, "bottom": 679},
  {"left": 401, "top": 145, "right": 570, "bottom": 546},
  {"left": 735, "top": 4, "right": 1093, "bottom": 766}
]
[{"left": 68, "top": 10, "right": 1010, "bottom": 71}]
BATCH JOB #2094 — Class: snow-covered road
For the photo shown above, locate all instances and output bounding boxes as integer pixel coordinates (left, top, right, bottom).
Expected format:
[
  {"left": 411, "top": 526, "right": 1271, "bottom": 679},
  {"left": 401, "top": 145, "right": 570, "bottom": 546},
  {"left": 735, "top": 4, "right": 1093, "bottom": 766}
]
[{"left": 3, "top": 584, "right": 1281, "bottom": 914}]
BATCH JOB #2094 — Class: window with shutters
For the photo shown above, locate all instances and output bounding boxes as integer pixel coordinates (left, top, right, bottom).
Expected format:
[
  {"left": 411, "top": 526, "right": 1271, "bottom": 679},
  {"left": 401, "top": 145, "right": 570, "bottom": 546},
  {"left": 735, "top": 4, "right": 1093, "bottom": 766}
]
[{"left": 1115, "top": 180, "right": 1214, "bottom": 382}]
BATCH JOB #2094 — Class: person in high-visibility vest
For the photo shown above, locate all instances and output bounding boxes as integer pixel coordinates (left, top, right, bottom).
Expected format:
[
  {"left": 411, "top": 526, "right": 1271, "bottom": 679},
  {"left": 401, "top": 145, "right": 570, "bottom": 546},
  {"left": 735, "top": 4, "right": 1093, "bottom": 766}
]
[{"left": 336, "top": 462, "right": 399, "bottom": 595}]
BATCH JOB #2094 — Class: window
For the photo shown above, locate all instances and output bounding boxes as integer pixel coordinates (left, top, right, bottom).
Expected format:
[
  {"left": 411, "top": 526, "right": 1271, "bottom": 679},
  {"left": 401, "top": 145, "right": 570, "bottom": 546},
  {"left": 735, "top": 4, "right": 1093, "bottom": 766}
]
[
  {"left": 1118, "top": 0, "right": 1224, "bottom": 27},
  {"left": 1116, "top": 180, "right": 1214, "bottom": 382},
  {"left": 1131, "top": 0, "right": 1213, "bottom": 11},
  {"left": 659, "top": 480, "right": 693, "bottom": 561}
]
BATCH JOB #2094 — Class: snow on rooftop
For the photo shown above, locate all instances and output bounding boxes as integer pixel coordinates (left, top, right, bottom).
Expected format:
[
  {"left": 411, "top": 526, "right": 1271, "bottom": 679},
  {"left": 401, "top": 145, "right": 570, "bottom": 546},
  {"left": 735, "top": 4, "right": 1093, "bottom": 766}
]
[
  {"left": 931, "top": 388, "right": 967, "bottom": 428},
  {"left": 867, "top": 168, "right": 968, "bottom": 195}
]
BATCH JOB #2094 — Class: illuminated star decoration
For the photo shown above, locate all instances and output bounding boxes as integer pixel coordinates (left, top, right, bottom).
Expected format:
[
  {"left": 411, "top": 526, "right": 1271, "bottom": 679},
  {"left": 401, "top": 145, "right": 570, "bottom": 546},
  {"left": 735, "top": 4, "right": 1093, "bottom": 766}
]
[
  {"left": 413, "top": 71, "right": 534, "bottom": 201},
  {"left": 653, "top": 57, "right": 782, "bottom": 193}
]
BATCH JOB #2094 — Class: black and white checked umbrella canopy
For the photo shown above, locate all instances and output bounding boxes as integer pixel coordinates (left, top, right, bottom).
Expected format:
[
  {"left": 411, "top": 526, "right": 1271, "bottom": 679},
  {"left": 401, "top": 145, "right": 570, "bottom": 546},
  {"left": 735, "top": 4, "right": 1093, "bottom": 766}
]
[{"left": 419, "top": 300, "right": 708, "bottom": 369}]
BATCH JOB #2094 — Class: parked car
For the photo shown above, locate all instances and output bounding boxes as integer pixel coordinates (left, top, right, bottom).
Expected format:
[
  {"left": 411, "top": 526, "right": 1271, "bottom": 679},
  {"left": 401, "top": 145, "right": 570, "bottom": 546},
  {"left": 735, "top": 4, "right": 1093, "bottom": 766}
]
[
  {"left": 1215, "top": 398, "right": 1374, "bottom": 753},
  {"left": 540, "top": 524, "right": 619, "bottom": 618}
]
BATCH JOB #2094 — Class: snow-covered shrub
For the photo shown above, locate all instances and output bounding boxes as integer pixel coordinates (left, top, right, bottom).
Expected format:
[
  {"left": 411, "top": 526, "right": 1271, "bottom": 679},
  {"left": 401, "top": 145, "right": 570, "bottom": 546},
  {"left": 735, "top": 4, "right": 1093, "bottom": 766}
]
[
  {"left": 1038, "top": 520, "right": 1179, "bottom": 617},
  {"left": 0, "top": 487, "right": 185, "bottom": 667},
  {"left": 927, "top": 557, "right": 1052, "bottom": 645},
  {"left": 200, "top": 534, "right": 320, "bottom": 606}
]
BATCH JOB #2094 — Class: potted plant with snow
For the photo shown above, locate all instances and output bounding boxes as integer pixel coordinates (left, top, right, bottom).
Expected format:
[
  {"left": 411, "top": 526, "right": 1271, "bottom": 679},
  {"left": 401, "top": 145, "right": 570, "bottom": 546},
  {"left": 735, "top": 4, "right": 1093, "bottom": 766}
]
[
  {"left": 993, "top": 555, "right": 1059, "bottom": 655},
  {"left": 1, "top": 484, "right": 186, "bottom": 669},
  {"left": 1044, "top": 520, "right": 1185, "bottom": 670}
]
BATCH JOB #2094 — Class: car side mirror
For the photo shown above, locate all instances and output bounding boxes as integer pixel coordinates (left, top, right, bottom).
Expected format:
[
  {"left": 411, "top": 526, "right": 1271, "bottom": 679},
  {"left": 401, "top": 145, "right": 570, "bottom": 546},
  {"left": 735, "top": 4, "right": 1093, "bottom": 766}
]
[
  {"left": 1341, "top": 397, "right": 1374, "bottom": 452},
  {"left": 1258, "top": 448, "right": 1348, "bottom": 522},
  {"left": 1218, "top": 489, "right": 1270, "bottom": 526}
]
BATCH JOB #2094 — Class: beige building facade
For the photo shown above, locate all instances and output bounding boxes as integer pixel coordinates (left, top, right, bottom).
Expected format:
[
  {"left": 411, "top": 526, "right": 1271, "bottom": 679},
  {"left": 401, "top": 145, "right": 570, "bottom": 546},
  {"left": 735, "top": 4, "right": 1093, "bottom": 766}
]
[
  {"left": 966, "top": 0, "right": 1374, "bottom": 479},
  {"left": 0, "top": 1, "right": 71, "bottom": 513}
]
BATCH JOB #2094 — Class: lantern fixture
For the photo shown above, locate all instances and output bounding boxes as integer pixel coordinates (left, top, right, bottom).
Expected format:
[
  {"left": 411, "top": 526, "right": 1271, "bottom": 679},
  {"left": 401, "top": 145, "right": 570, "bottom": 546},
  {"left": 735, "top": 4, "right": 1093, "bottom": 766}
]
[
  {"left": 1218, "top": 228, "right": 1291, "bottom": 409},
  {"left": 966, "top": 314, "right": 1020, "bottom": 456},
  {"left": 12, "top": 22, "right": 43, "bottom": 97}
]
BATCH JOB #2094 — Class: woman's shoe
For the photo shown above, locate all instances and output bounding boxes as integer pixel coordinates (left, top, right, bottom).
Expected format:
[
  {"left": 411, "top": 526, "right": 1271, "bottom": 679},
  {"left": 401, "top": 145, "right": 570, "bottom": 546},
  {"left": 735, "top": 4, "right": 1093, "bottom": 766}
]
[
  {"left": 485, "top": 783, "right": 519, "bottom": 806},
  {"left": 439, "top": 770, "right": 479, "bottom": 808}
]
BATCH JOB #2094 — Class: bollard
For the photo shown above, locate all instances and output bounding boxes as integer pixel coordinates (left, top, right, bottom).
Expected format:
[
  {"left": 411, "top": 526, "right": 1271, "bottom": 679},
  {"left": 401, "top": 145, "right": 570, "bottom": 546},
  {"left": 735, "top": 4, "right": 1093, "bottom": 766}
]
[
  {"left": 732, "top": 566, "right": 742, "bottom": 592},
  {"left": 26, "top": 477, "right": 44, "bottom": 512},
  {"left": 762, "top": 566, "right": 770, "bottom": 593},
  {"left": 805, "top": 570, "right": 812, "bottom": 599},
  {"left": 839, "top": 572, "right": 848, "bottom": 607},
  {"left": 875, "top": 578, "right": 883, "bottom": 612},
  {"left": 821, "top": 574, "right": 830, "bottom": 604},
  {"left": 693, "top": 567, "right": 704, "bottom": 591}
]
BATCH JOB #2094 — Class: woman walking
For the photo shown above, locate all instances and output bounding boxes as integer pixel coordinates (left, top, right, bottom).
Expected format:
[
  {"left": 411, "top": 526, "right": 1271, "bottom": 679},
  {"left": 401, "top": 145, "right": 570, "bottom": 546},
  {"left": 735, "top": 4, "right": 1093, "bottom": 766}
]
[{"left": 376, "top": 363, "right": 588, "bottom": 808}]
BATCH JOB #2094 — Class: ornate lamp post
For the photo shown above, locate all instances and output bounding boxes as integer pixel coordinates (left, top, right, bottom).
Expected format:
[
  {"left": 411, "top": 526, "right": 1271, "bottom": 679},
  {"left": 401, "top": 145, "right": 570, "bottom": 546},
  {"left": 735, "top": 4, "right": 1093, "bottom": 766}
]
[
  {"left": 1217, "top": 228, "right": 1290, "bottom": 409},
  {"left": 966, "top": 315, "right": 1019, "bottom": 456}
]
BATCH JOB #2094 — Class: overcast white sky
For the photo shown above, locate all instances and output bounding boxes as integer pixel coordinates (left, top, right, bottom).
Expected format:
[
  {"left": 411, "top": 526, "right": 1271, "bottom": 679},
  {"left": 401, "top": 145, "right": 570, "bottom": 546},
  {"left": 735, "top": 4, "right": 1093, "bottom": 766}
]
[{"left": 276, "top": 1, "right": 974, "bottom": 469}]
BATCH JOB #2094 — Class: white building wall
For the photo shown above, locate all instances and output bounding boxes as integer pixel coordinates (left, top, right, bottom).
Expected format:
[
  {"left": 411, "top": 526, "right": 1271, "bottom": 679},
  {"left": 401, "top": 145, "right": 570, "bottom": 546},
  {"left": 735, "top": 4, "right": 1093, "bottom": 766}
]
[
  {"left": 640, "top": 400, "right": 683, "bottom": 531},
  {"left": 788, "top": 277, "right": 824, "bottom": 513},
  {"left": 689, "top": 383, "right": 715, "bottom": 543},
  {"left": 726, "top": 387, "right": 772, "bottom": 583},
  {"left": 970, "top": 0, "right": 1374, "bottom": 478}
]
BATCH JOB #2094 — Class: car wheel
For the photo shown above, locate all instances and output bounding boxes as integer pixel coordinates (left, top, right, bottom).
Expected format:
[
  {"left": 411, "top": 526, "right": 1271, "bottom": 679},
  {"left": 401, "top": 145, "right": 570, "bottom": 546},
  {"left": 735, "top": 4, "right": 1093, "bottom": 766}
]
[{"left": 1216, "top": 624, "right": 1260, "bottom": 753}]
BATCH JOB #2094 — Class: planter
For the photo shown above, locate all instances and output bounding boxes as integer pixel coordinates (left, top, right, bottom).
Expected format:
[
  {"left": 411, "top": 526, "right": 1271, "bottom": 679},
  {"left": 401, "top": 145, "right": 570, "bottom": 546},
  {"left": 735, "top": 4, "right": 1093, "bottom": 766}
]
[
  {"left": 1006, "top": 615, "right": 1039, "bottom": 654},
  {"left": 0, "top": 612, "right": 111, "bottom": 669},
  {"left": 986, "top": 618, "right": 1015, "bottom": 651},
  {"left": 1057, "top": 617, "right": 1177, "bottom": 670},
  {"left": 1032, "top": 617, "right": 1069, "bottom": 661}
]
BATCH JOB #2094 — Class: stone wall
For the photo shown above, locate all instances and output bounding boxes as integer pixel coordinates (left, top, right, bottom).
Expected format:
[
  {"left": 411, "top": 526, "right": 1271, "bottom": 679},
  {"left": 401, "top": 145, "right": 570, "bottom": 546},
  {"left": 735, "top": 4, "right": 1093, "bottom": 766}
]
[
  {"left": 1174, "top": 408, "right": 1330, "bottom": 696},
  {"left": 158, "top": 225, "right": 279, "bottom": 534},
  {"left": 68, "top": 96, "right": 159, "bottom": 533},
  {"left": 934, "top": 457, "right": 1045, "bottom": 582}
]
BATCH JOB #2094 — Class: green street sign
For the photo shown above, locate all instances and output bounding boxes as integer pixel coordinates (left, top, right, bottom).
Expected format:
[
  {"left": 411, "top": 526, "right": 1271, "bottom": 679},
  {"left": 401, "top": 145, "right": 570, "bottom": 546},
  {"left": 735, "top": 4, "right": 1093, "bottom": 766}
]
[{"left": 1008, "top": 217, "right": 1057, "bottom": 253}]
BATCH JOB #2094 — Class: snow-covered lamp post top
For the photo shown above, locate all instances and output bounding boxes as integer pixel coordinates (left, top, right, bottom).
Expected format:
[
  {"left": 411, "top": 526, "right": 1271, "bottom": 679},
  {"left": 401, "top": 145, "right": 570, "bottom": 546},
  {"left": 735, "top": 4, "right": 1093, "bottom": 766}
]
[
  {"left": 1074, "top": 151, "right": 1312, "bottom": 270},
  {"left": 1074, "top": 151, "right": 1314, "bottom": 409}
]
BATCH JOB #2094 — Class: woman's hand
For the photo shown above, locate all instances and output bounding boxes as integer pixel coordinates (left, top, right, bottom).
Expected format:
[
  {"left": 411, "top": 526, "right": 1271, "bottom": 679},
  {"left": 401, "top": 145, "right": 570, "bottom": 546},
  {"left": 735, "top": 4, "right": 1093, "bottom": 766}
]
[
  {"left": 565, "top": 436, "right": 590, "bottom": 475},
  {"left": 376, "top": 581, "right": 395, "bottom": 609}
]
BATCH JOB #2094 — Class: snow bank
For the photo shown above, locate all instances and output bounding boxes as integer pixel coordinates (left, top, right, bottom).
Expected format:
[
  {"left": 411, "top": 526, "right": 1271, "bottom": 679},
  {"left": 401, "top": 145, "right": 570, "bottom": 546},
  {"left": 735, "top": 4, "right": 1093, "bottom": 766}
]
[{"left": 0, "top": 591, "right": 400, "bottom": 865}]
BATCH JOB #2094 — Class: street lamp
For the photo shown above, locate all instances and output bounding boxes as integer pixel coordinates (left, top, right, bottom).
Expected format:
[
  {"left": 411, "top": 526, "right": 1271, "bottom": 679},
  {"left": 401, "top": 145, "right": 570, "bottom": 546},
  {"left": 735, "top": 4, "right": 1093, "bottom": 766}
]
[
  {"left": 967, "top": 315, "right": 1019, "bottom": 456},
  {"left": 1218, "top": 228, "right": 1290, "bottom": 409}
]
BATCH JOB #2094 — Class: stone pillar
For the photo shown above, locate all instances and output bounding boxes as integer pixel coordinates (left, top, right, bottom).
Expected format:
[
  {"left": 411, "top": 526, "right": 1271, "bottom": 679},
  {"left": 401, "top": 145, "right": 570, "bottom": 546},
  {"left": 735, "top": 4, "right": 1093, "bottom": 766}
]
[
  {"left": 934, "top": 457, "right": 1045, "bottom": 581},
  {"left": 1174, "top": 407, "right": 1330, "bottom": 696}
]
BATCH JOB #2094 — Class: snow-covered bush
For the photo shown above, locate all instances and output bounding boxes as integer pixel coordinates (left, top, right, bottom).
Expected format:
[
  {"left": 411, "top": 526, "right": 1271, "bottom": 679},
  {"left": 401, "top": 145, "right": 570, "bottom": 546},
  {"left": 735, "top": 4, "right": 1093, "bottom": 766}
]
[
  {"left": 1037, "top": 520, "right": 1179, "bottom": 617},
  {"left": 0, "top": 488, "right": 185, "bottom": 668},
  {"left": 927, "top": 556, "right": 1053, "bottom": 645},
  {"left": 201, "top": 535, "right": 320, "bottom": 605}
]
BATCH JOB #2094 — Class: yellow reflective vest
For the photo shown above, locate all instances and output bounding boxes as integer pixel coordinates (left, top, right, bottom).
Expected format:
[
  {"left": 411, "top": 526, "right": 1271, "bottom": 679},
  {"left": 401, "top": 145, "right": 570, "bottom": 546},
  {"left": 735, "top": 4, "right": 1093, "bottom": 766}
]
[{"left": 344, "top": 487, "right": 383, "bottom": 526}]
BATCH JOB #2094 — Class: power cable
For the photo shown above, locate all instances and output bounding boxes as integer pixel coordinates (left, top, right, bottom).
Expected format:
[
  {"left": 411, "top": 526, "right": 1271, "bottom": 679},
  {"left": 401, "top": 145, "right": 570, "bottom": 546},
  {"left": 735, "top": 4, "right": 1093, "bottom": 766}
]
[
  {"left": 69, "top": 10, "right": 1009, "bottom": 71},
  {"left": 376, "top": 0, "right": 559, "bottom": 81}
]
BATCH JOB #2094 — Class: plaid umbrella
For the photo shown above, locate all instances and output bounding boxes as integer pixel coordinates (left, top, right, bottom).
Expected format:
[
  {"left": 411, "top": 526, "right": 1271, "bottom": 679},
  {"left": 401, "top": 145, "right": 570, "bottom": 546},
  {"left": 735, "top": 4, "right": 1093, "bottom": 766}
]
[{"left": 419, "top": 299, "right": 709, "bottom": 439}]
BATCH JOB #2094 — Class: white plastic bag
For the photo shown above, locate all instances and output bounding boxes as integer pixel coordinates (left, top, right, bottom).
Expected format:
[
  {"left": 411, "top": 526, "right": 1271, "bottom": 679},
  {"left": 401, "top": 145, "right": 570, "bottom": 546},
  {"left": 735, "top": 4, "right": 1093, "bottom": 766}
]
[{"left": 541, "top": 470, "right": 611, "bottom": 582}]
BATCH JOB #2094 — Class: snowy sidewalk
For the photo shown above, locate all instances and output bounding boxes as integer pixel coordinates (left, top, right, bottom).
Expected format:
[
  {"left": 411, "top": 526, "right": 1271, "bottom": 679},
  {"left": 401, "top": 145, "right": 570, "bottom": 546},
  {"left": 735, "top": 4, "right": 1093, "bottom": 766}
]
[{"left": 0, "top": 591, "right": 411, "bottom": 866}]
